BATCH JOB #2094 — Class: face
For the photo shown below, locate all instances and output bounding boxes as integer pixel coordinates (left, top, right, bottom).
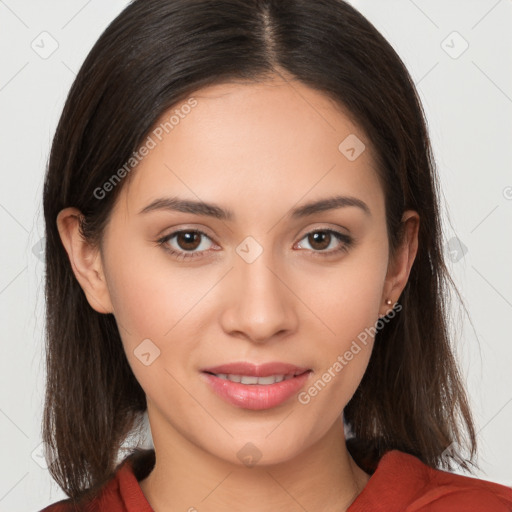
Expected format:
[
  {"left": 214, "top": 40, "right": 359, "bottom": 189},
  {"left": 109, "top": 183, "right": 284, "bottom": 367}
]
[{"left": 68, "top": 75, "right": 415, "bottom": 466}]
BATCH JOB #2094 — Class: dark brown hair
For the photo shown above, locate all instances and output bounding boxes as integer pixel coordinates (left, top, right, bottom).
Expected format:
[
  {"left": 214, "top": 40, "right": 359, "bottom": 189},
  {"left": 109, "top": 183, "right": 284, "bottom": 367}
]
[{"left": 42, "top": 0, "right": 477, "bottom": 506}]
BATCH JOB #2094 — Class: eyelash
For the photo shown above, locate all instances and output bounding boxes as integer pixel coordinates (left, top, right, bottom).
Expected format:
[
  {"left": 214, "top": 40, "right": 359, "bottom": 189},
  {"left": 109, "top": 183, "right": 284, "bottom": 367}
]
[{"left": 156, "top": 228, "right": 354, "bottom": 261}]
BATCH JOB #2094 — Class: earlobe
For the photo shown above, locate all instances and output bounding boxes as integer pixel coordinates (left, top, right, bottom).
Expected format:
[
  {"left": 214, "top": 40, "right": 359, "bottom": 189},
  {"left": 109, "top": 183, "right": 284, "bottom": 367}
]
[
  {"left": 380, "top": 210, "right": 420, "bottom": 317},
  {"left": 56, "top": 207, "right": 114, "bottom": 314}
]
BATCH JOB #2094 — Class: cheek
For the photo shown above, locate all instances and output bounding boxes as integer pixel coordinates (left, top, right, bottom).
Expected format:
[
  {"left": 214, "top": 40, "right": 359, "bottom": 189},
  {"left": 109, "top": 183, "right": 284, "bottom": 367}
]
[
  {"left": 303, "top": 238, "right": 389, "bottom": 346},
  {"left": 104, "top": 236, "right": 207, "bottom": 341},
  {"left": 102, "top": 237, "right": 219, "bottom": 388},
  {"left": 295, "top": 237, "right": 388, "bottom": 407},
  {"left": 102, "top": 241, "right": 197, "bottom": 404}
]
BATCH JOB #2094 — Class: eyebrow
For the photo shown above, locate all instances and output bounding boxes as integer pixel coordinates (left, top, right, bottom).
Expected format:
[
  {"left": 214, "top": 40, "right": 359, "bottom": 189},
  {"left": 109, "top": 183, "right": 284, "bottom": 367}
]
[{"left": 138, "top": 194, "right": 371, "bottom": 220}]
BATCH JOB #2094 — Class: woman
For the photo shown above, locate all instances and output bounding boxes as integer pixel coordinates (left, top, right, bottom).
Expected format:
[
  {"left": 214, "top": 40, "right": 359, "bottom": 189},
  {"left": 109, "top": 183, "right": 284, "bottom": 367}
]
[{"left": 40, "top": 0, "right": 512, "bottom": 510}]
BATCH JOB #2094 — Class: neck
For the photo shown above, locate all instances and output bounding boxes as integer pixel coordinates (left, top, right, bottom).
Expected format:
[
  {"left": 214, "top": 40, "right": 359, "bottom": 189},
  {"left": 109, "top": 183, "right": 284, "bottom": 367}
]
[{"left": 139, "top": 410, "right": 370, "bottom": 512}]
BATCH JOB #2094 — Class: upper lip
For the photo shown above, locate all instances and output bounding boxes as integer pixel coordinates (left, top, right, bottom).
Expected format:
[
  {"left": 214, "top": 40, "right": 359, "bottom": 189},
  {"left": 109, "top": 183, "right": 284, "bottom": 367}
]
[{"left": 201, "top": 362, "right": 311, "bottom": 377}]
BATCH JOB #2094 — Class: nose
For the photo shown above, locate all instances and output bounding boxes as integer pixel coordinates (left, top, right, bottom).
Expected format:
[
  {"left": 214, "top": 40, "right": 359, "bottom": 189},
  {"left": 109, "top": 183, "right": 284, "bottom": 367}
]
[{"left": 219, "top": 248, "right": 298, "bottom": 345}]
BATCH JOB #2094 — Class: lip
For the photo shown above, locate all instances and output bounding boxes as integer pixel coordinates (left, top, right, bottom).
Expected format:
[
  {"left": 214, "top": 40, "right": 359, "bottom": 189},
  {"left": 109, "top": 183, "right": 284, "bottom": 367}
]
[
  {"left": 200, "top": 362, "right": 312, "bottom": 410},
  {"left": 201, "top": 361, "right": 310, "bottom": 377}
]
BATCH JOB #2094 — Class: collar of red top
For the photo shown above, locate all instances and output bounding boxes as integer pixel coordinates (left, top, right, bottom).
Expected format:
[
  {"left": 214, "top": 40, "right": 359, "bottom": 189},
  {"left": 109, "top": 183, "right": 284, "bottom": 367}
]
[{"left": 114, "top": 449, "right": 512, "bottom": 512}]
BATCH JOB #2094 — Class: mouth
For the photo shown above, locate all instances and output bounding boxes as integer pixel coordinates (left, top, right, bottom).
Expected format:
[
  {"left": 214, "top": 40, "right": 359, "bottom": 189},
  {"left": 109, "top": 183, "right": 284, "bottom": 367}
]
[
  {"left": 200, "top": 362, "right": 312, "bottom": 410},
  {"left": 202, "top": 369, "right": 309, "bottom": 385}
]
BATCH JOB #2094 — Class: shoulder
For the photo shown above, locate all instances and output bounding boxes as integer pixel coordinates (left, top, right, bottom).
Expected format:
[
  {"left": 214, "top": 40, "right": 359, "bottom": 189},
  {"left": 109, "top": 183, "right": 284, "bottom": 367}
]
[
  {"left": 350, "top": 449, "right": 512, "bottom": 512},
  {"left": 39, "top": 494, "right": 103, "bottom": 512},
  {"left": 415, "top": 456, "right": 512, "bottom": 512}
]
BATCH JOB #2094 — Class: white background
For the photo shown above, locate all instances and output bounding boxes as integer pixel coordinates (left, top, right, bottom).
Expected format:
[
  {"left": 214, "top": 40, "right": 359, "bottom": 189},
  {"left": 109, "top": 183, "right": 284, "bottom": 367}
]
[{"left": 0, "top": 0, "right": 511, "bottom": 510}]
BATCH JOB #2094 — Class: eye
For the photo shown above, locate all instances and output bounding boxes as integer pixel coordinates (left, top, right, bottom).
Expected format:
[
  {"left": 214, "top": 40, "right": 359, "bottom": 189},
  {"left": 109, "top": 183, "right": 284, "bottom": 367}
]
[
  {"left": 295, "top": 229, "right": 354, "bottom": 257},
  {"left": 157, "top": 229, "right": 216, "bottom": 261},
  {"left": 157, "top": 227, "right": 354, "bottom": 262}
]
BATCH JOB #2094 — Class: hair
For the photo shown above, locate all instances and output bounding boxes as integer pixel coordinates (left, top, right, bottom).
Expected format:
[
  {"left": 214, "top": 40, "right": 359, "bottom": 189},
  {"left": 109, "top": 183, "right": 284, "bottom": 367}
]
[{"left": 42, "top": 0, "right": 477, "bottom": 506}]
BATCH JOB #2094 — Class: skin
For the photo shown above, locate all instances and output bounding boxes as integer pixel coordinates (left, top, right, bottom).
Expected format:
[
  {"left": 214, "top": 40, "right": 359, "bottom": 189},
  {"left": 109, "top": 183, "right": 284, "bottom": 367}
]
[{"left": 57, "top": 73, "right": 419, "bottom": 512}]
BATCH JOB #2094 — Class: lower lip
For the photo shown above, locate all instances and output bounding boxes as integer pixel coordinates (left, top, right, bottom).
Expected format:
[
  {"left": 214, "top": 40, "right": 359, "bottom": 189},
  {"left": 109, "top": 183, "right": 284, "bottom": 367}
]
[{"left": 201, "top": 371, "right": 312, "bottom": 410}]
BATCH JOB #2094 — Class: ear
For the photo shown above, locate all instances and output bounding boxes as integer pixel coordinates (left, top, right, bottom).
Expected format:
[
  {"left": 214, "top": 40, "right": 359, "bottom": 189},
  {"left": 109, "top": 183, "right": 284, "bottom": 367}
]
[
  {"left": 380, "top": 210, "right": 420, "bottom": 317},
  {"left": 56, "top": 207, "right": 114, "bottom": 314}
]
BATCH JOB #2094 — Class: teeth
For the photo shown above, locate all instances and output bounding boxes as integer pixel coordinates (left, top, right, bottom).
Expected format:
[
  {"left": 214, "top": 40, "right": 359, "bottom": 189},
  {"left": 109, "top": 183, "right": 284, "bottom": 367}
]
[{"left": 214, "top": 374, "right": 291, "bottom": 385}]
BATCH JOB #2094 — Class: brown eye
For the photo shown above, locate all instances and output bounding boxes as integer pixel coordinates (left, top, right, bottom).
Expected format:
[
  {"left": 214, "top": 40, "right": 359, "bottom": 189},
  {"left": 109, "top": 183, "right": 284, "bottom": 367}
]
[
  {"left": 307, "top": 231, "right": 332, "bottom": 251},
  {"left": 175, "top": 231, "right": 202, "bottom": 251},
  {"left": 157, "top": 229, "right": 215, "bottom": 261},
  {"left": 296, "top": 229, "right": 354, "bottom": 256}
]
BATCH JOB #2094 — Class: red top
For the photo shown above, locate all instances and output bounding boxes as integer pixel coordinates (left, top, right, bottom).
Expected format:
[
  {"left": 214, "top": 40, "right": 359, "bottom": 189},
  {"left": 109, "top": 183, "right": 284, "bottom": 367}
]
[{"left": 41, "top": 449, "right": 512, "bottom": 511}]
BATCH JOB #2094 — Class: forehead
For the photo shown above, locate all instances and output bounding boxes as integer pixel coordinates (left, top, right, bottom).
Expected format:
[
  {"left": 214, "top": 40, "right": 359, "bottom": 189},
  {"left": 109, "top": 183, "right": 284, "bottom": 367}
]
[{"left": 119, "top": 77, "right": 383, "bottom": 220}]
